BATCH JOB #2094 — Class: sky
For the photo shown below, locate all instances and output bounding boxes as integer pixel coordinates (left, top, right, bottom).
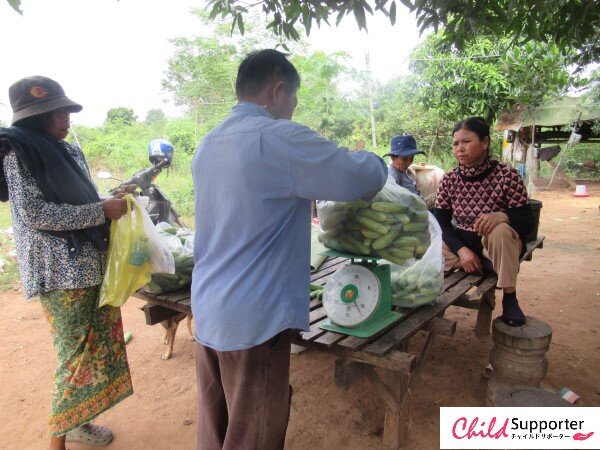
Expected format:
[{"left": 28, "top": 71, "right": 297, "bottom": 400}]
[{"left": 0, "top": 0, "right": 424, "bottom": 127}]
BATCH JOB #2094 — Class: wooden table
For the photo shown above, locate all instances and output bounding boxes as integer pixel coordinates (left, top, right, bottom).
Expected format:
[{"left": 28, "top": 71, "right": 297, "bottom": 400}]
[{"left": 134, "top": 236, "right": 545, "bottom": 448}]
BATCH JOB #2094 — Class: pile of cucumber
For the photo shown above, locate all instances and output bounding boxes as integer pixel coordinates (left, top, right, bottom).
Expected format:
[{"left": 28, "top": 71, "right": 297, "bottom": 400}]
[
  {"left": 318, "top": 198, "right": 431, "bottom": 265},
  {"left": 310, "top": 283, "right": 324, "bottom": 300},
  {"left": 390, "top": 264, "right": 442, "bottom": 308},
  {"left": 145, "top": 224, "right": 194, "bottom": 294}
]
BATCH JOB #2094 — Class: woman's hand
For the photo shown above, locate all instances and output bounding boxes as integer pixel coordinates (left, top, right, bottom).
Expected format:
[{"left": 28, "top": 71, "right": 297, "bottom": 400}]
[
  {"left": 457, "top": 246, "right": 483, "bottom": 274},
  {"left": 111, "top": 184, "right": 138, "bottom": 199},
  {"left": 473, "top": 212, "right": 508, "bottom": 236},
  {"left": 102, "top": 198, "right": 127, "bottom": 221}
]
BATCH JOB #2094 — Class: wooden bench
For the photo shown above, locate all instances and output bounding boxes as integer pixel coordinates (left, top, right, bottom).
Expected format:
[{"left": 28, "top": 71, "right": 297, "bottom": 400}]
[{"left": 133, "top": 236, "right": 544, "bottom": 448}]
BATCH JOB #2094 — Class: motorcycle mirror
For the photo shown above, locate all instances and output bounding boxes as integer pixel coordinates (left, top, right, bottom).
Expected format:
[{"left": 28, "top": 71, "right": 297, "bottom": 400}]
[{"left": 97, "top": 171, "right": 114, "bottom": 180}]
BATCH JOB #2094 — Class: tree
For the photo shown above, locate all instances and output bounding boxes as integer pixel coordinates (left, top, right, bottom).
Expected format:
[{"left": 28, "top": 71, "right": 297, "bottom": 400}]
[
  {"left": 162, "top": 9, "right": 359, "bottom": 141},
  {"left": 586, "top": 70, "right": 600, "bottom": 133},
  {"left": 145, "top": 108, "right": 166, "bottom": 126},
  {"left": 105, "top": 107, "right": 137, "bottom": 126},
  {"left": 6, "top": 0, "right": 598, "bottom": 67},
  {"left": 409, "top": 33, "right": 570, "bottom": 123},
  {"left": 161, "top": 10, "right": 285, "bottom": 136},
  {"left": 204, "top": 0, "right": 599, "bottom": 67}
]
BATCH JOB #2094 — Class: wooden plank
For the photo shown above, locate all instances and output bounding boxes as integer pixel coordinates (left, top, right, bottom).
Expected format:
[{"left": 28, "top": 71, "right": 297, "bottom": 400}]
[
  {"left": 475, "top": 289, "right": 496, "bottom": 336},
  {"left": 443, "top": 271, "right": 469, "bottom": 290},
  {"left": 309, "top": 307, "right": 327, "bottom": 325},
  {"left": 309, "top": 298, "right": 321, "bottom": 309},
  {"left": 145, "top": 298, "right": 190, "bottom": 314},
  {"left": 314, "top": 331, "right": 347, "bottom": 347},
  {"left": 299, "top": 319, "right": 328, "bottom": 341},
  {"left": 521, "top": 236, "right": 545, "bottom": 262},
  {"left": 314, "top": 257, "right": 347, "bottom": 272},
  {"left": 346, "top": 349, "right": 415, "bottom": 374},
  {"left": 310, "top": 260, "right": 348, "bottom": 283},
  {"left": 336, "top": 335, "right": 370, "bottom": 351},
  {"left": 454, "top": 295, "right": 480, "bottom": 310},
  {"left": 155, "top": 291, "right": 190, "bottom": 303},
  {"left": 335, "top": 359, "right": 370, "bottom": 390},
  {"left": 467, "top": 275, "right": 498, "bottom": 302},
  {"left": 178, "top": 298, "right": 191, "bottom": 307},
  {"left": 364, "top": 274, "right": 483, "bottom": 356},
  {"left": 143, "top": 304, "right": 182, "bottom": 325},
  {"left": 375, "top": 368, "right": 411, "bottom": 447}
]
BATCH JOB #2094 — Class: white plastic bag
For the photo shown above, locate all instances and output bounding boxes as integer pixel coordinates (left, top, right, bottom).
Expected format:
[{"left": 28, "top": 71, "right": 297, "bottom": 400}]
[
  {"left": 317, "top": 176, "right": 430, "bottom": 265},
  {"left": 389, "top": 212, "right": 443, "bottom": 308},
  {"left": 146, "top": 222, "right": 194, "bottom": 294},
  {"left": 133, "top": 197, "right": 175, "bottom": 275}
]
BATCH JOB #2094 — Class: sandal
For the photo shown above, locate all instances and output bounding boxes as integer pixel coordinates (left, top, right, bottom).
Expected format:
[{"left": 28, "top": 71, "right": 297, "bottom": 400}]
[{"left": 65, "top": 423, "right": 114, "bottom": 446}]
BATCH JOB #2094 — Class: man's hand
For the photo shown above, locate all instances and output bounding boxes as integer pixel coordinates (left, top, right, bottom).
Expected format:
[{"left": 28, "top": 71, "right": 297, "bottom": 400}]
[
  {"left": 354, "top": 140, "right": 366, "bottom": 151},
  {"left": 473, "top": 211, "right": 509, "bottom": 236},
  {"left": 102, "top": 198, "right": 128, "bottom": 221},
  {"left": 111, "top": 184, "right": 138, "bottom": 199},
  {"left": 457, "top": 246, "right": 483, "bottom": 274}
]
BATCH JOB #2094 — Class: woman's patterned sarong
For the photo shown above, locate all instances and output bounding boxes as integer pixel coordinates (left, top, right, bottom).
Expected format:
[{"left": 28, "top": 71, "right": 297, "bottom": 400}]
[{"left": 39, "top": 286, "right": 133, "bottom": 435}]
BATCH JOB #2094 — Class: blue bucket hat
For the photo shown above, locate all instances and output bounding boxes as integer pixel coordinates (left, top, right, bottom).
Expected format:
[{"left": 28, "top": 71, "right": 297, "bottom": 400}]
[{"left": 384, "top": 134, "right": 425, "bottom": 158}]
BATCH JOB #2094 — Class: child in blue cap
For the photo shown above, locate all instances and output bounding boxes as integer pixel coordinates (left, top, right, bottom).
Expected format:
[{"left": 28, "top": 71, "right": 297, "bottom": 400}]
[{"left": 384, "top": 134, "right": 425, "bottom": 195}]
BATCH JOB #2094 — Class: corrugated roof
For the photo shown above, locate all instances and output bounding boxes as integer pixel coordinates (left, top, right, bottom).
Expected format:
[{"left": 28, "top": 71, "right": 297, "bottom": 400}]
[{"left": 495, "top": 96, "right": 598, "bottom": 130}]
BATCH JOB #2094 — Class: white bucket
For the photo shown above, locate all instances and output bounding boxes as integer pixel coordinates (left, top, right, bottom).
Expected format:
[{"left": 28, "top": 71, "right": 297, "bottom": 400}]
[{"left": 574, "top": 185, "right": 588, "bottom": 196}]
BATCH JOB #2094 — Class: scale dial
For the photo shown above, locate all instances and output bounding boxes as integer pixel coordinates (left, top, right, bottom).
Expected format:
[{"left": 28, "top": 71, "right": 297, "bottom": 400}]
[{"left": 322, "top": 264, "right": 381, "bottom": 327}]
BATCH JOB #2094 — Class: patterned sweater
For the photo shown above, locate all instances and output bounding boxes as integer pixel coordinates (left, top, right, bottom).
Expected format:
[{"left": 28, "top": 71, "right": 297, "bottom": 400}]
[
  {"left": 3, "top": 143, "right": 107, "bottom": 299},
  {"left": 433, "top": 158, "right": 534, "bottom": 255}
]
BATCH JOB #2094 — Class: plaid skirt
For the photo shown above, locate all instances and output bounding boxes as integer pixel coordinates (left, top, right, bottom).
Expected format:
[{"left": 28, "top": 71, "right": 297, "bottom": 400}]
[{"left": 39, "top": 286, "right": 133, "bottom": 435}]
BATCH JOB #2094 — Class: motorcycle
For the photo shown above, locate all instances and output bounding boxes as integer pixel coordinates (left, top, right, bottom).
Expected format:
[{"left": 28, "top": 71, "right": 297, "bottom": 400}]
[{"left": 97, "top": 139, "right": 185, "bottom": 227}]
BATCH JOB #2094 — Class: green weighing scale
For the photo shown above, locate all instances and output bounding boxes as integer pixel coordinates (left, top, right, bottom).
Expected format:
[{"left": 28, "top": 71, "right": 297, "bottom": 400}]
[{"left": 319, "top": 249, "right": 403, "bottom": 338}]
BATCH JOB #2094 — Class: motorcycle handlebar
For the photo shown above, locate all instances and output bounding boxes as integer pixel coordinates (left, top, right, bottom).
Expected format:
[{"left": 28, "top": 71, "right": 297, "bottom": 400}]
[{"left": 119, "top": 158, "right": 171, "bottom": 189}]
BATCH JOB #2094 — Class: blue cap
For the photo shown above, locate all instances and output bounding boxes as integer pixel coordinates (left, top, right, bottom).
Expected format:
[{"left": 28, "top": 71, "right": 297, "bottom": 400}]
[{"left": 384, "top": 134, "right": 425, "bottom": 158}]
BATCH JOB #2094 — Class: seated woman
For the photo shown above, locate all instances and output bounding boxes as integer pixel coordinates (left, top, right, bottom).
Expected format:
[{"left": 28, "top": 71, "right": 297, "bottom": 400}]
[{"left": 433, "top": 117, "right": 535, "bottom": 326}]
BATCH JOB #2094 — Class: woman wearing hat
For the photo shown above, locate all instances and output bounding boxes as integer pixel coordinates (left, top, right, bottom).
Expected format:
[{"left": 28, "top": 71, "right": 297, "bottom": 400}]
[
  {"left": 385, "top": 134, "right": 425, "bottom": 196},
  {"left": 433, "top": 117, "right": 535, "bottom": 327},
  {"left": 0, "top": 76, "right": 133, "bottom": 449}
]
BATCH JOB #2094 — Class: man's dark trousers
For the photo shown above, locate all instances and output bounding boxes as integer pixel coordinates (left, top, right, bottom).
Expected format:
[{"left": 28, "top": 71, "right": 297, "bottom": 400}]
[{"left": 196, "top": 330, "right": 292, "bottom": 450}]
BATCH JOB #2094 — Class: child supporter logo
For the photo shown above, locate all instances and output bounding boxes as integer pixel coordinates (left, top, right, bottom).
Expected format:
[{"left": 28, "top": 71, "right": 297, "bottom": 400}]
[{"left": 440, "top": 407, "right": 600, "bottom": 449}]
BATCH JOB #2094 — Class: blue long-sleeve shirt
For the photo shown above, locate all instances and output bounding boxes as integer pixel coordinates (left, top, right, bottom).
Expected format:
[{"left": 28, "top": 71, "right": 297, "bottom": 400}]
[
  {"left": 388, "top": 164, "right": 420, "bottom": 196},
  {"left": 191, "top": 102, "right": 387, "bottom": 351}
]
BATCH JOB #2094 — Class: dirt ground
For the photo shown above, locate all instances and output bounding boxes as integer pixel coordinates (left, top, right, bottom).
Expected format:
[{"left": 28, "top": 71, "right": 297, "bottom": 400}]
[{"left": 1, "top": 182, "right": 599, "bottom": 450}]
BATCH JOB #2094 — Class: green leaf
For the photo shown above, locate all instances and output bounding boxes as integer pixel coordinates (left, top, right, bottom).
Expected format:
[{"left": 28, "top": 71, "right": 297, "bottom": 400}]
[
  {"left": 335, "top": 8, "right": 346, "bottom": 26},
  {"left": 8, "top": 0, "right": 22, "bottom": 14},
  {"left": 208, "top": 2, "right": 222, "bottom": 19},
  {"left": 399, "top": 0, "right": 414, "bottom": 10},
  {"left": 353, "top": 3, "right": 367, "bottom": 30},
  {"left": 389, "top": 1, "right": 397, "bottom": 25},
  {"left": 230, "top": 14, "right": 238, "bottom": 35},
  {"left": 237, "top": 13, "right": 245, "bottom": 34}
]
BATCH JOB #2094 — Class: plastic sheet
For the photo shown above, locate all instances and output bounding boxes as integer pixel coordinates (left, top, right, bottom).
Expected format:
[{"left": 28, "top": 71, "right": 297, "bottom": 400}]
[
  {"left": 317, "top": 177, "right": 431, "bottom": 266},
  {"left": 389, "top": 212, "right": 443, "bottom": 308},
  {"left": 99, "top": 195, "right": 152, "bottom": 308}
]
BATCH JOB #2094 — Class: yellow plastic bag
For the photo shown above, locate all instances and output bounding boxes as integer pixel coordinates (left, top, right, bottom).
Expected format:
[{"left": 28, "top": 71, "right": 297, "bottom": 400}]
[{"left": 99, "top": 195, "right": 151, "bottom": 308}]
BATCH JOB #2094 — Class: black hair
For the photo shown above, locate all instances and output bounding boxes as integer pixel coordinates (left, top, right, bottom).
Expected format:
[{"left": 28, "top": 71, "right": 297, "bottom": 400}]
[
  {"left": 13, "top": 112, "right": 53, "bottom": 132},
  {"left": 452, "top": 116, "right": 490, "bottom": 141},
  {"left": 235, "top": 49, "right": 300, "bottom": 100}
]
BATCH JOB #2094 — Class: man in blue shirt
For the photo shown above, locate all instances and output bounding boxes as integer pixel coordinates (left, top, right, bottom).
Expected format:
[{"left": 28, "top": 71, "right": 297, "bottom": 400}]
[
  {"left": 191, "top": 49, "right": 387, "bottom": 449},
  {"left": 385, "top": 134, "right": 425, "bottom": 196}
]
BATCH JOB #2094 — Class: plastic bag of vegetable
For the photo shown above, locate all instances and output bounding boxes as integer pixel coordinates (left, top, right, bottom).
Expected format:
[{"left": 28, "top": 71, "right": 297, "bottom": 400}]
[
  {"left": 144, "top": 222, "right": 195, "bottom": 294},
  {"left": 99, "top": 195, "right": 152, "bottom": 307},
  {"left": 389, "top": 212, "right": 443, "bottom": 308},
  {"left": 317, "top": 177, "right": 430, "bottom": 265},
  {"left": 134, "top": 197, "right": 175, "bottom": 275}
]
